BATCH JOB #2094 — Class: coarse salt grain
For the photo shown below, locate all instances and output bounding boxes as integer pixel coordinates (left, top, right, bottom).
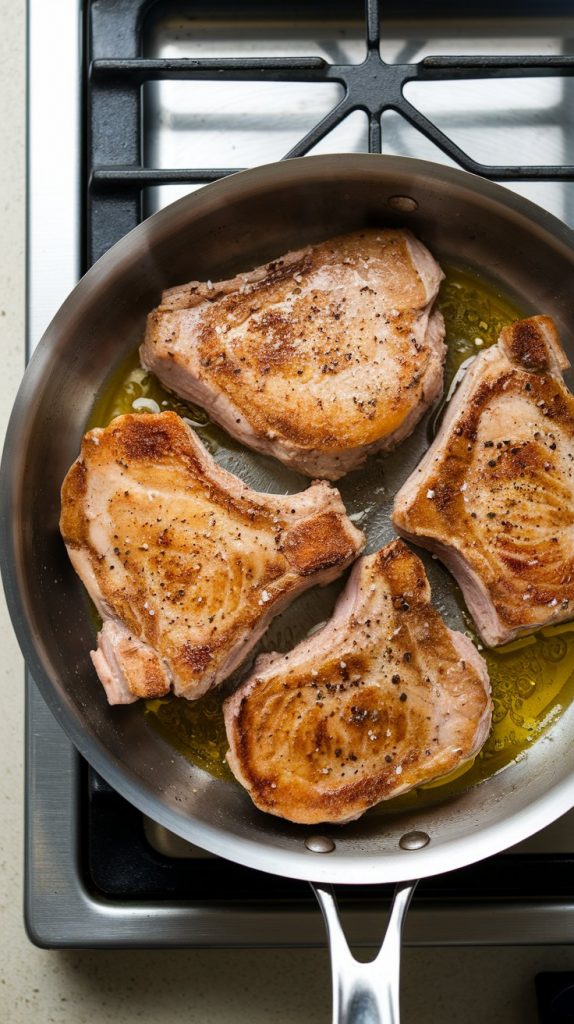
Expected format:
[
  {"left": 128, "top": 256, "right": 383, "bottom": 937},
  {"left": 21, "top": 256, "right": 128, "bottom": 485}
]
[
  {"left": 460, "top": 482, "right": 467, "bottom": 492},
  {"left": 340, "top": 661, "right": 346, "bottom": 669},
  {"left": 395, "top": 765, "right": 403, "bottom": 775},
  {"left": 474, "top": 337, "right": 484, "bottom": 347},
  {"left": 259, "top": 590, "right": 271, "bottom": 605},
  {"left": 426, "top": 489, "right": 435, "bottom": 499}
]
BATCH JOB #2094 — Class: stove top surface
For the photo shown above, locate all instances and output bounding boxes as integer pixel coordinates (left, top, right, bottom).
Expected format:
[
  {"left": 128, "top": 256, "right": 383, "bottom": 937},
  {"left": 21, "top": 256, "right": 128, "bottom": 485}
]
[
  {"left": 25, "top": 678, "right": 574, "bottom": 948},
  {"left": 25, "top": 0, "right": 574, "bottom": 946}
]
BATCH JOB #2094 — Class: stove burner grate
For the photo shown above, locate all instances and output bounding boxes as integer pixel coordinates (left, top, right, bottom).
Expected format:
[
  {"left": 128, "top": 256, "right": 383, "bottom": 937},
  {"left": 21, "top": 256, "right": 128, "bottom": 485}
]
[{"left": 87, "top": 0, "right": 574, "bottom": 262}]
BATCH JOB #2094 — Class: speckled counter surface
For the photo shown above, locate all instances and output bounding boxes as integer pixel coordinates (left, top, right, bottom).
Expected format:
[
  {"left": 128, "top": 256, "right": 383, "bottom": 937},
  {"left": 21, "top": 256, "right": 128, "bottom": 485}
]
[{"left": 1, "top": 5, "right": 573, "bottom": 1022}]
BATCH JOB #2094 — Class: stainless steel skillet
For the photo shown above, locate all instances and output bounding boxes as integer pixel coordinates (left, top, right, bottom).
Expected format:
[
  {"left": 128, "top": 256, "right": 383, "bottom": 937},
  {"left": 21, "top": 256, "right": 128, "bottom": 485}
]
[{"left": 3, "top": 154, "right": 574, "bottom": 1022}]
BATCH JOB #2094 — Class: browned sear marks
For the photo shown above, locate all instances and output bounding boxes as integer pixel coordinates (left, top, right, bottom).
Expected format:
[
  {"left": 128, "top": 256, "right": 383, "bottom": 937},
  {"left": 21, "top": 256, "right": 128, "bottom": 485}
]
[
  {"left": 140, "top": 229, "right": 446, "bottom": 479},
  {"left": 224, "top": 540, "right": 491, "bottom": 825},
  {"left": 60, "top": 411, "right": 364, "bottom": 704},
  {"left": 393, "top": 316, "right": 574, "bottom": 646}
]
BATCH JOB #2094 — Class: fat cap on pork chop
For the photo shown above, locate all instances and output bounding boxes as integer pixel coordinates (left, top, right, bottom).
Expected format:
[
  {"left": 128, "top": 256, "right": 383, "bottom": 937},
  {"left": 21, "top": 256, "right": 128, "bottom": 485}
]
[
  {"left": 224, "top": 539, "right": 491, "bottom": 825},
  {"left": 393, "top": 315, "right": 574, "bottom": 646},
  {"left": 140, "top": 229, "right": 446, "bottom": 480},
  {"left": 60, "top": 412, "right": 364, "bottom": 705}
]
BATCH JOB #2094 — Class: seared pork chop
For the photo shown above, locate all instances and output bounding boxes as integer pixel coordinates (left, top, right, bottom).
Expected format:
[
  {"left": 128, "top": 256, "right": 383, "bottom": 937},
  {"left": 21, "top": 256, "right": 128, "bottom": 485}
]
[
  {"left": 60, "top": 412, "right": 364, "bottom": 705},
  {"left": 224, "top": 539, "right": 491, "bottom": 825},
  {"left": 393, "top": 316, "right": 574, "bottom": 646},
  {"left": 141, "top": 229, "right": 446, "bottom": 480}
]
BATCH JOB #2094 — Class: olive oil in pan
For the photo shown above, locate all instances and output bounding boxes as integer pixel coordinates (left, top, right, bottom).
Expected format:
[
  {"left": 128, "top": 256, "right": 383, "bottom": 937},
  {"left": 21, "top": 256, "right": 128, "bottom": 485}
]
[
  {"left": 88, "top": 267, "right": 574, "bottom": 807},
  {"left": 439, "top": 264, "right": 522, "bottom": 382},
  {"left": 142, "top": 620, "right": 574, "bottom": 797},
  {"left": 88, "top": 357, "right": 241, "bottom": 452}
]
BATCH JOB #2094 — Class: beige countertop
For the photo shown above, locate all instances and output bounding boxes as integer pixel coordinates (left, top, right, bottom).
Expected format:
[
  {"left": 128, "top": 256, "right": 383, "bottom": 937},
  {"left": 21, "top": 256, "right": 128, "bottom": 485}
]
[{"left": 1, "top": 4, "right": 573, "bottom": 1022}]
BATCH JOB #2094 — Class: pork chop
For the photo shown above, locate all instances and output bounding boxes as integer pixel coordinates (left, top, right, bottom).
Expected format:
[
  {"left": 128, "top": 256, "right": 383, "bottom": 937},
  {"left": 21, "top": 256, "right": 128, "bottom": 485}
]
[
  {"left": 393, "top": 315, "right": 574, "bottom": 646},
  {"left": 140, "top": 229, "right": 446, "bottom": 480},
  {"left": 224, "top": 539, "right": 491, "bottom": 825},
  {"left": 60, "top": 411, "right": 364, "bottom": 705}
]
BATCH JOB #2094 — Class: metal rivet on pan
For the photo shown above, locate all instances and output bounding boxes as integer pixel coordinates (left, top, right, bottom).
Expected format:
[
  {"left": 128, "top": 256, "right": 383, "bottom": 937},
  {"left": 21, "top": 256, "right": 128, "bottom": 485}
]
[
  {"left": 399, "top": 830, "right": 430, "bottom": 851},
  {"left": 305, "top": 835, "right": 336, "bottom": 854},
  {"left": 387, "top": 195, "right": 418, "bottom": 212}
]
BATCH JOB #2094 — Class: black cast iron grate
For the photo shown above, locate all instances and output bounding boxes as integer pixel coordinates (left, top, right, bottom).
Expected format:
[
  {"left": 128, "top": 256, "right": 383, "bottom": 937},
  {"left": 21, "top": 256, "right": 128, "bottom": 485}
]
[{"left": 88, "top": 0, "right": 574, "bottom": 264}]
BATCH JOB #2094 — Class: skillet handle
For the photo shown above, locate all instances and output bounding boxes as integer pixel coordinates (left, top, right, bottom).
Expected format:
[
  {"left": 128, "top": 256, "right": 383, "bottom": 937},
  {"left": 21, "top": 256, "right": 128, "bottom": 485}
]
[{"left": 311, "top": 879, "right": 417, "bottom": 1024}]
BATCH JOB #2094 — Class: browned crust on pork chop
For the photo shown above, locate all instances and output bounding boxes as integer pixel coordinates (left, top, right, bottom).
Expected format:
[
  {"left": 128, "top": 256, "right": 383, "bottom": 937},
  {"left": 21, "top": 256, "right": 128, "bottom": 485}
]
[
  {"left": 60, "top": 412, "right": 364, "bottom": 704},
  {"left": 140, "top": 229, "right": 446, "bottom": 479},
  {"left": 393, "top": 316, "right": 574, "bottom": 646},
  {"left": 224, "top": 539, "right": 491, "bottom": 825}
]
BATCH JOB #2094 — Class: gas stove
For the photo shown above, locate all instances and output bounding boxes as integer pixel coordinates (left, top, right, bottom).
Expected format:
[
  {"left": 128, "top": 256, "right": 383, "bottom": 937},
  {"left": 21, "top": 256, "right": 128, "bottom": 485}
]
[{"left": 26, "top": 0, "right": 574, "bottom": 946}]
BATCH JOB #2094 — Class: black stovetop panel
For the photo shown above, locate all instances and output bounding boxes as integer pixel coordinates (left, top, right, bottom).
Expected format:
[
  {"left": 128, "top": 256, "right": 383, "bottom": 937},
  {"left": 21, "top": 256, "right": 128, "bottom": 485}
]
[{"left": 87, "top": 768, "right": 574, "bottom": 903}]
